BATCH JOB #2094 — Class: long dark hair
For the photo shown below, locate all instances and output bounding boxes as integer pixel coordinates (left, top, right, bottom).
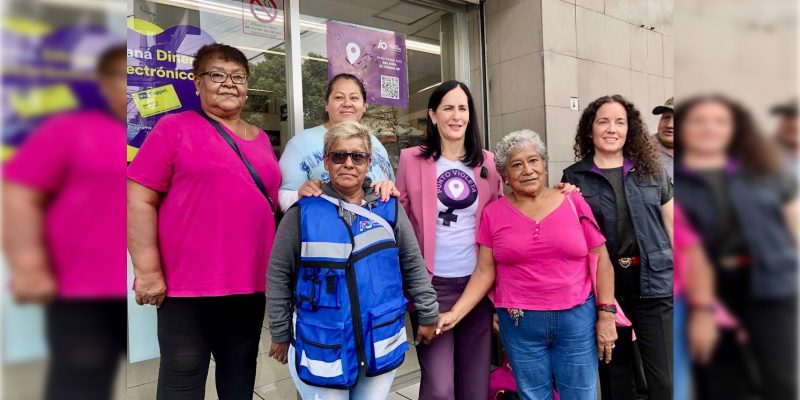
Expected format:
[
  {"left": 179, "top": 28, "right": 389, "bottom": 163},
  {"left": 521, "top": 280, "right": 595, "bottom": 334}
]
[
  {"left": 574, "top": 95, "right": 662, "bottom": 178},
  {"left": 418, "top": 80, "right": 484, "bottom": 168},
  {"left": 675, "top": 94, "right": 780, "bottom": 176}
]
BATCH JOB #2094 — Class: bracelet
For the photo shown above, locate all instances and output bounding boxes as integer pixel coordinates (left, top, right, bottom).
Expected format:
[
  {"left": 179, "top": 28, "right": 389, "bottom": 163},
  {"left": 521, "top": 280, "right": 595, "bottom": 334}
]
[{"left": 597, "top": 304, "right": 617, "bottom": 314}]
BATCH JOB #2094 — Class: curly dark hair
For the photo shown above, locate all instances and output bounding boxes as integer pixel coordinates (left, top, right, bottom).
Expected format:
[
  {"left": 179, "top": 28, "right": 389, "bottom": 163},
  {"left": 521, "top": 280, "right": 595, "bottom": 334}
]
[
  {"left": 674, "top": 95, "right": 780, "bottom": 177},
  {"left": 573, "top": 95, "right": 662, "bottom": 179}
]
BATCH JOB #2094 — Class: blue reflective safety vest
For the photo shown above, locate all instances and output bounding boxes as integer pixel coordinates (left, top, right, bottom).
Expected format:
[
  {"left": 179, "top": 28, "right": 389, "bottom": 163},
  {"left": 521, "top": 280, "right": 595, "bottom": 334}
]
[{"left": 293, "top": 196, "right": 408, "bottom": 389}]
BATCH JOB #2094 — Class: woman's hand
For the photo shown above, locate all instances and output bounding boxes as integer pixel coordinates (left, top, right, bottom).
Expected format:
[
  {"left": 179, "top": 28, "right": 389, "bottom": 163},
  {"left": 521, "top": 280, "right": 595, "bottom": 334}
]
[
  {"left": 298, "top": 179, "right": 324, "bottom": 198},
  {"left": 596, "top": 312, "right": 618, "bottom": 364},
  {"left": 437, "top": 310, "right": 461, "bottom": 333},
  {"left": 416, "top": 323, "right": 440, "bottom": 345},
  {"left": 553, "top": 182, "right": 581, "bottom": 194},
  {"left": 269, "top": 341, "right": 290, "bottom": 364},
  {"left": 370, "top": 180, "right": 400, "bottom": 202},
  {"left": 135, "top": 270, "right": 166, "bottom": 307},
  {"left": 689, "top": 309, "right": 718, "bottom": 364},
  {"left": 11, "top": 267, "right": 57, "bottom": 304}
]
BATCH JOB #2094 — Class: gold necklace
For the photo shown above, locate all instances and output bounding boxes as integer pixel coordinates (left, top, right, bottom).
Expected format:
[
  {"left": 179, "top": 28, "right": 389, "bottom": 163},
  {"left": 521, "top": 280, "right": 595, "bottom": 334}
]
[{"left": 240, "top": 122, "right": 249, "bottom": 140}]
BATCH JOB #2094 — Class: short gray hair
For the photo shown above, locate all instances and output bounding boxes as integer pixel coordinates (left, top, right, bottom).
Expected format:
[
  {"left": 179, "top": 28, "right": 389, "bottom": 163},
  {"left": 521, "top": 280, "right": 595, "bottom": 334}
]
[
  {"left": 493, "top": 129, "right": 548, "bottom": 174},
  {"left": 323, "top": 121, "right": 373, "bottom": 155}
]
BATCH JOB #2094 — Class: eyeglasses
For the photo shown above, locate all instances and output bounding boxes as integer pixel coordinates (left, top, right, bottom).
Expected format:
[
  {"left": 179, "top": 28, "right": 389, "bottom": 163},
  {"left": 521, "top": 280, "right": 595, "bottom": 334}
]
[
  {"left": 199, "top": 71, "right": 248, "bottom": 84},
  {"left": 327, "top": 151, "right": 370, "bottom": 165}
]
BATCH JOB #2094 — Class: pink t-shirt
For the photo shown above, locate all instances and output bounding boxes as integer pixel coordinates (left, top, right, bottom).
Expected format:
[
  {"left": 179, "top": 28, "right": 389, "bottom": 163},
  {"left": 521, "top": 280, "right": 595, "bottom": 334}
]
[
  {"left": 673, "top": 204, "right": 699, "bottom": 296},
  {"left": 3, "top": 110, "right": 127, "bottom": 298},
  {"left": 477, "top": 192, "right": 606, "bottom": 311},
  {"left": 127, "top": 111, "right": 280, "bottom": 297}
]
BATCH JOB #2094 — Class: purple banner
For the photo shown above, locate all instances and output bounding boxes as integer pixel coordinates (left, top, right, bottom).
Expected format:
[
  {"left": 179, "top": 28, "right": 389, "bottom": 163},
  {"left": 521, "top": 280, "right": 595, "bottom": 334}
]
[
  {"left": 2, "top": 25, "right": 113, "bottom": 149},
  {"left": 126, "top": 21, "right": 215, "bottom": 151},
  {"left": 326, "top": 20, "right": 408, "bottom": 108}
]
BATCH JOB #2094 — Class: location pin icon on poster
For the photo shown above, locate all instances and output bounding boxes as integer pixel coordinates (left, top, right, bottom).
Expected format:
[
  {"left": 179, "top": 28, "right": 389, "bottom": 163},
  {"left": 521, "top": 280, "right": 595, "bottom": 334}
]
[{"left": 346, "top": 42, "right": 361, "bottom": 64}]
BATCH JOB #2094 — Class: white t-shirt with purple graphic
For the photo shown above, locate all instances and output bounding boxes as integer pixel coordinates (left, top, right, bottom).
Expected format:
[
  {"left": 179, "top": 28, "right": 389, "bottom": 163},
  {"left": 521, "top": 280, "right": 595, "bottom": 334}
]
[{"left": 433, "top": 157, "right": 480, "bottom": 278}]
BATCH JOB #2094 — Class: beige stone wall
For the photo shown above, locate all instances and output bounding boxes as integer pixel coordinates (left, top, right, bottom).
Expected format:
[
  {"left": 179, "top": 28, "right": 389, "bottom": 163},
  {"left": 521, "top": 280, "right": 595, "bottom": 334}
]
[{"left": 481, "top": 0, "right": 673, "bottom": 186}]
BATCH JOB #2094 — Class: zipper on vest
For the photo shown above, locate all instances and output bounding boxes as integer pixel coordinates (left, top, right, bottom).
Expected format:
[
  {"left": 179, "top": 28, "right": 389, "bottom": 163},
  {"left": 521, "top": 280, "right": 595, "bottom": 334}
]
[
  {"left": 346, "top": 258, "right": 367, "bottom": 369},
  {"left": 340, "top": 215, "right": 368, "bottom": 370},
  {"left": 301, "top": 335, "right": 342, "bottom": 350}
]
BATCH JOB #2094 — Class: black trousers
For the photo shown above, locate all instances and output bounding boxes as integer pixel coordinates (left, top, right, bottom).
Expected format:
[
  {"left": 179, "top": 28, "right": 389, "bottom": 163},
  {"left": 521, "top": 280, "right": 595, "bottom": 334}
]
[
  {"left": 156, "top": 293, "right": 266, "bottom": 400},
  {"left": 45, "top": 299, "right": 127, "bottom": 400},
  {"left": 695, "top": 297, "right": 797, "bottom": 400},
  {"left": 600, "top": 265, "right": 673, "bottom": 400}
]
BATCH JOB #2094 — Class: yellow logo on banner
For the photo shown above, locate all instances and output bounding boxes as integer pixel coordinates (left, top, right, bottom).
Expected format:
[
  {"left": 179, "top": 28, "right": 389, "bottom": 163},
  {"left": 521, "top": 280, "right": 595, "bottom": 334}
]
[
  {"left": 132, "top": 84, "right": 183, "bottom": 118},
  {"left": 9, "top": 85, "right": 78, "bottom": 118}
]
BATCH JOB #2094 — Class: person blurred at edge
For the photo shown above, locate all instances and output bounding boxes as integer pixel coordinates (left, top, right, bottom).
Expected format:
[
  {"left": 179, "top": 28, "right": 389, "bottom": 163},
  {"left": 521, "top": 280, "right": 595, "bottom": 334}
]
[
  {"left": 127, "top": 44, "right": 280, "bottom": 400},
  {"left": 2, "top": 44, "right": 128, "bottom": 400},
  {"left": 675, "top": 95, "right": 798, "bottom": 400},
  {"left": 673, "top": 203, "right": 718, "bottom": 400}
]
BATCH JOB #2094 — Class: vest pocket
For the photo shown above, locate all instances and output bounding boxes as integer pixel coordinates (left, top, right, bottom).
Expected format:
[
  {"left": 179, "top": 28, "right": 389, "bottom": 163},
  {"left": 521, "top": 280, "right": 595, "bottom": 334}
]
[
  {"left": 636, "top": 181, "right": 662, "bottom": 206},
  {"left": 295, "top": 317, "right": 348, "bottom": 386},
  {"left": 367, "top": 302, "right": 408, "bottom": 372},
  {"left": 367, "top": 248, "right": 402, "bottom": 295},
  {"left": 297, "top": 267, "right": 343, "bottom": 311}
]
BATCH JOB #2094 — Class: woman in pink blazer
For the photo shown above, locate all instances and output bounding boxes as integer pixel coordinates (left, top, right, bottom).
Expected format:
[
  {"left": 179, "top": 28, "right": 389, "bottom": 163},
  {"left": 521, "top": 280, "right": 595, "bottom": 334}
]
[{"left": 396, "top": 80, "right": 503, "bottom": 400}]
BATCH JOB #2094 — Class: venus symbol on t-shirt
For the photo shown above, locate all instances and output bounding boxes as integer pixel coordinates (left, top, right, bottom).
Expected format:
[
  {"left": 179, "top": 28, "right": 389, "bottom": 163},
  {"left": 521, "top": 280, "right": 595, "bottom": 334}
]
[{"left": 437, "top": 169, "right": 478, "bottom": 226}]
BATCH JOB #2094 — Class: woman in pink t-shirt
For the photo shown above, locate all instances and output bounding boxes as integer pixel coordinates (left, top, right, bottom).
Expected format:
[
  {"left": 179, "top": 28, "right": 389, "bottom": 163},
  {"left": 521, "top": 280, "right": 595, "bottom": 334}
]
[
  {"left": 438, "top": 130, "right": 617, "bottom": 400},
  {"left": 127, "top": 44, "right": 280, "bottom": 400}
]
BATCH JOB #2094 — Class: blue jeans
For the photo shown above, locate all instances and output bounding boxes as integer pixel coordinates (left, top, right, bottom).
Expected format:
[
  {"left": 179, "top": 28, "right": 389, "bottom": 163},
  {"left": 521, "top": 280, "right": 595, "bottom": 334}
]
[
  {"left": 673, "top": 296, "right": 689, "bottom": 400},
  {"left": 288, "top": 344, "right": 397, "bottom": 400},
  {"left": 498, "top": 295, "right": 598, "bottom": 400}
]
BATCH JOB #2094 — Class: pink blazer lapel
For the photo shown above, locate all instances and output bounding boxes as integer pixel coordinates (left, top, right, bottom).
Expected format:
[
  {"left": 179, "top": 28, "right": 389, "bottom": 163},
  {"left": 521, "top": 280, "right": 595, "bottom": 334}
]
[{"left": 420, "top": 156, "right": 438, "bottom": 268}]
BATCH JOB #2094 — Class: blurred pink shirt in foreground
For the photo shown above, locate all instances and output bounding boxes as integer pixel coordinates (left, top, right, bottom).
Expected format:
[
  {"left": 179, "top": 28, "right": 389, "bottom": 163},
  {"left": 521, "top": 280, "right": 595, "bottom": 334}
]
[{"left": 4, "top": 110, "right": 127, "bottom": 298}]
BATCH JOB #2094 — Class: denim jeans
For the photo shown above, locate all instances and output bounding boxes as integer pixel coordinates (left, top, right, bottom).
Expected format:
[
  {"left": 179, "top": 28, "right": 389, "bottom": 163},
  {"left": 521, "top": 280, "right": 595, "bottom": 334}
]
[
  {"left": 288, "top": 344, "right": 397, "bottom": 400},
  {"left": 498, "top": 294, "right": 597, "bottom": 400},
  {"left": 674, "top": 296, "right": 689, "bottom": 400}
]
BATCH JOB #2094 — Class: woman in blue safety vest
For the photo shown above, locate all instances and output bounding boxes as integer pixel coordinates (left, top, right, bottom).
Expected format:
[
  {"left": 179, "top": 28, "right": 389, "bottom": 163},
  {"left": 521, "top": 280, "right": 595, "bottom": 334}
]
[{"left": 266, "top": 120, "right": 440, "bottom": 400}]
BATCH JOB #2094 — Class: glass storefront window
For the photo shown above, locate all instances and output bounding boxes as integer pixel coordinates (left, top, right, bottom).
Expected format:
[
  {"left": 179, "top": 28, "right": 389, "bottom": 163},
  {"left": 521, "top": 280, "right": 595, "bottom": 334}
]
[
  {"left": 127, "top": 0, "right": 288, "bottom": 156},
  {"left": 298, "top": 0, "right": 467, "bottom": 169}
]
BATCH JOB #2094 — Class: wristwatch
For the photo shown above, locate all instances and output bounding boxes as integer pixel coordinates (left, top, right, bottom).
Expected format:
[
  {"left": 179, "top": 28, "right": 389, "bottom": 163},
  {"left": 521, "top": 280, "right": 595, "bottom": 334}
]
[{"left": 597, "top": 304, "right": 617, "bottom": 314}]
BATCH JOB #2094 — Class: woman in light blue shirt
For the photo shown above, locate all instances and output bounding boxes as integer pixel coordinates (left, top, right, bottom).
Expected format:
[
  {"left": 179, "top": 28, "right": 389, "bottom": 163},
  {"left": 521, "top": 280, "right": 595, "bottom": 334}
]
[{"left": 278, "top": 73, "right": 396, "bottom": 211}]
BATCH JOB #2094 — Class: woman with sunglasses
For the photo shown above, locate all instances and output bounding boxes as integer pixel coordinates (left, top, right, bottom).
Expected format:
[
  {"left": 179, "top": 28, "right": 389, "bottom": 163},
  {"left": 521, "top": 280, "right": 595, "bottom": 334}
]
[
  {"left": 128, "top": 44, "right": 280, "bottom": 399},
  {"left": 267, "top": 121, "right": 440, "bottom": 399},
  {"left": 278, "top": 73, "right": 398, "bottom": 212}
]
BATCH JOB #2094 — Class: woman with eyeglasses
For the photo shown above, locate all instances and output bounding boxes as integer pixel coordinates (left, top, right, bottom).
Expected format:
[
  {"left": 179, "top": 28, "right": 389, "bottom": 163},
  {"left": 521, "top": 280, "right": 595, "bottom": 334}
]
[
  {"left": 128, "top": 44, "right": 280, "bottom": 400},
  {"left": 278, "top": 73, "right": 398, "bottom": 213},
  {"left": 267, "top": 121, "right": 439, "bottom": 400}
]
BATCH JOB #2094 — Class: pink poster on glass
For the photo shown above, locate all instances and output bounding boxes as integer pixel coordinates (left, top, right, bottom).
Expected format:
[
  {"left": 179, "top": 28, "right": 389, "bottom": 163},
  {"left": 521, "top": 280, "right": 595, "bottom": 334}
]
[{"left": 326, "top": 20, "right": 408, "bottom": 108}]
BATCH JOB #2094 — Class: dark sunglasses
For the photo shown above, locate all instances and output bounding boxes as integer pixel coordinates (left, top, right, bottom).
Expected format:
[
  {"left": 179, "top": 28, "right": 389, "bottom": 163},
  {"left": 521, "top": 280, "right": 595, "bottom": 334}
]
[{"left": 327, "top": 151, "right": 370, "bottom": 165}]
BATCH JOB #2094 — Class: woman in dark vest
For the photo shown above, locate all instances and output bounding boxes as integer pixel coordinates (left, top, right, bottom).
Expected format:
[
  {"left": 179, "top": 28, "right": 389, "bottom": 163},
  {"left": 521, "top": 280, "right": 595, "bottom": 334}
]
[
  {"left": 562, "top": 95, "right": 674, "bottom": 400},
  {"left": 675, "top": 95, "right": 798, "bottom": 400}
]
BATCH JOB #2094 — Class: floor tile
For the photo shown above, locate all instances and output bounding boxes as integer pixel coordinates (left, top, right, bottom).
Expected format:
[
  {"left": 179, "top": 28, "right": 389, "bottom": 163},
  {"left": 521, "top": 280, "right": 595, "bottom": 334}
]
[
  {"left": 254, "top": 377, "right": 298, "bottom": 400},
  {"left": 396, "top": 382, "right": 420, "bottom": 400},
  {"left": 127, "top": 358, "right": 159, "bottom": 387}
]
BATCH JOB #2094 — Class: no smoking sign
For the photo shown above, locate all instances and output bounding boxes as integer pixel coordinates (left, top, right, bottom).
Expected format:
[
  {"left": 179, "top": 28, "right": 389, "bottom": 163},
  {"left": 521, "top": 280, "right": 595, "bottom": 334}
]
[
  {"left": 242, "top": 0, "right": 283, "bottom": 40},
  {"left": 250, "top": 0, "right": 278, "bottom": 23}
]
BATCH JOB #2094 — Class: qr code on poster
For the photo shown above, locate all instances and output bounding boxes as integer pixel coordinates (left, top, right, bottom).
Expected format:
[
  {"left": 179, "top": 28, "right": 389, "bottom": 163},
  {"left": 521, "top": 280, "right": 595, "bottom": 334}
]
[{"left": 380, "top": 75, "right": 400, "bottom": 100}]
